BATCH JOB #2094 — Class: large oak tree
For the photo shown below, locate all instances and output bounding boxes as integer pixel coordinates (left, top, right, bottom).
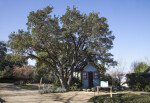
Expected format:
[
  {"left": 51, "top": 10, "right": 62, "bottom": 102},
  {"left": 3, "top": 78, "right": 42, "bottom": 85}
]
[{"left": 8, "top": 6, "right": 116, "bottom": 90}]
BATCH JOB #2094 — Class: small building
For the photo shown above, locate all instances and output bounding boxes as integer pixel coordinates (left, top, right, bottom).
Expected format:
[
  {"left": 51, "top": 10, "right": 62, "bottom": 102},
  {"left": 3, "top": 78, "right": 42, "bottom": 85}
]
[{"left": 74, "top": 62, "right": 100, "bottom": 88}]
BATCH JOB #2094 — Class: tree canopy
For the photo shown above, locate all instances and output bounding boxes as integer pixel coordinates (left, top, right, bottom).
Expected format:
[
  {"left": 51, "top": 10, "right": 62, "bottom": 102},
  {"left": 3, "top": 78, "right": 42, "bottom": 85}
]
[
  {"left": 8, "top": 6, "right": 116, "bottom": 90},
  {"left": 0, "top": 41, "right": 7, "bottom": 71},
  {"left": 133, "top": 62, "right": 149, "bottom": 73}
]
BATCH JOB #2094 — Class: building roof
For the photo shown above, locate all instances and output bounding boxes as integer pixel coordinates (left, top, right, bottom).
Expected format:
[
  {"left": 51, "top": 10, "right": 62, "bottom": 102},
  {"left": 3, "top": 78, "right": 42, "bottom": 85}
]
[
  {"left": 144, "top": 67, "right": 150, "bottom": 73},
  {"left": 75, "top": 62, "right": 101, "bottom": 72}
]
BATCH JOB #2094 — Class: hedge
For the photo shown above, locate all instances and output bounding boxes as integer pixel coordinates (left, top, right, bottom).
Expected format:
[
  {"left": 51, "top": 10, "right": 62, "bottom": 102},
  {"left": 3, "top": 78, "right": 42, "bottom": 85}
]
[
  {"left": 88, "top": 94, "right": 150, "bottom": 103},
  {"left": 126, "top": 73, "right": 150, "bottom": 91}
]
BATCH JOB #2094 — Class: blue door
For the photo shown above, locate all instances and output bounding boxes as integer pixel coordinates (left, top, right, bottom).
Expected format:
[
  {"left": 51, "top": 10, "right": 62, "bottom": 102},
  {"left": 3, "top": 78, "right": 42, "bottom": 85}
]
[{"left": 88, "top": 72, "right": 93, "bottom": 88}]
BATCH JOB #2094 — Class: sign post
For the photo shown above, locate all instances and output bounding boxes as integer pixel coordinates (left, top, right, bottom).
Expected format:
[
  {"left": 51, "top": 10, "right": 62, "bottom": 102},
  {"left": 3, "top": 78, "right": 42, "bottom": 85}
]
[{"left": 97, "top": 81, "right": 112, "bottom": 98}]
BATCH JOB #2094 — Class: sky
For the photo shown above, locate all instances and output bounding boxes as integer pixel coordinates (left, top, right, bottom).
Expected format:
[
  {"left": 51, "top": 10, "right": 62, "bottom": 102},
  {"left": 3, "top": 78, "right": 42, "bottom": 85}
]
[{"left": 0, "top": 0, "right": 150, "bottom": 73}]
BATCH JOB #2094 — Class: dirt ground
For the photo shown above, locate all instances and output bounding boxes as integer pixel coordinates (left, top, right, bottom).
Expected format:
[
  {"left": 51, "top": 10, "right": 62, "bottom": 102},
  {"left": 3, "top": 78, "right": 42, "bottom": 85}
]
[{"left": 0, "top": 83, "right": 113, "bottom": 103}]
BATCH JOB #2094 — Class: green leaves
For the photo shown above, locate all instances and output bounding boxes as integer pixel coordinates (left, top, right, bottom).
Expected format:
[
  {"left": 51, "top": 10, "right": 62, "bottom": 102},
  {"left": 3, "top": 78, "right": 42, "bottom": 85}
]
[
  {"left": 7, "top": 6, "right": 116, "bottom": 89},
  {"left": 0, "top": 41, "right": 27, "bottom": 78},
  {"left": 134, "top": 62, "right": 149, "bottom": 73},
  {"left": 8, "top": 30, "right": 32, "bottom": 55},
  {"left": 8, "top": 5, "right": 116, "bottom": 68},
  {"left": 0, "top": 41, "right": 7, "bottom": 58}
]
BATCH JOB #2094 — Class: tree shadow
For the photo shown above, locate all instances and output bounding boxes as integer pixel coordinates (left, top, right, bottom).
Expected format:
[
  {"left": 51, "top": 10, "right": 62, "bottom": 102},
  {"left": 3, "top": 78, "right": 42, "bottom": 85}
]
[
  {"left": 50, "top": 92, "right": 79, "bottom": 103},
  {"left": 0, "top": 98, "right": 5, "bottom": 103},
  {"left": 0, "top": 83, "right": 21, "bottom": 91},
  {"left": 64, "top": 92, "right": 78, "bottom": 103},
  {"left": 48, "top": 93, "right": 78, "bottom": 103}
]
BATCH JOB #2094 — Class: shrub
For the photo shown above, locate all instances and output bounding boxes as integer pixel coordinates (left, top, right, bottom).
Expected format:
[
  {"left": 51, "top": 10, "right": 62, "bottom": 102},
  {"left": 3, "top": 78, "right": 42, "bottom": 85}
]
[
  {"left": 126, "top": 73, "right": 150, "bottom": 91},
  {"left": 55, "top": 87, "right": 67, "bottom": 93},
  {"left": 87, "top": 89, "right": 91, "bottom": 92},
  {"left": 144, "top": 85, "right": 150, "bottom": 92},
  {"left": 91, "top": 88, "right": 95, "bottom": 92},
  {"left": 89, "top": 95, "right": 121, "bottom": 103},
  {"left": 70, "top": 77, "right": 82, "bottom": 88},
  {"left": 13, "top": 65, "right": 34, "bottom": 80},
  {"left": 53, "top": 78, "right": 61, "bottom": 87},
  {"left": 14, "top": 81, "right": 20, "bottom": 85},
  {"left": 88, "top": 94, "right": 150, "bottom": 103},
  {"left": 0, "top": 78, "right": 17, "bottom": 83},
  {"left": 70, "top": 85, "right": 78, "bottom": 91},
  {"left": 133, "top": 83, "right": 142, "bottom": 91},
  {"left": 83, "top": 89, "right": 86, "bottom": 92}
]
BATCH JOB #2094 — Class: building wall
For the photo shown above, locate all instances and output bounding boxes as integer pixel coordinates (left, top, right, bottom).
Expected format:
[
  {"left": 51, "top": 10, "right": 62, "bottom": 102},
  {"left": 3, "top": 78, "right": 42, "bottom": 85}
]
[{"left": 82, "top": 64, "right": 100, "bottom": 88}]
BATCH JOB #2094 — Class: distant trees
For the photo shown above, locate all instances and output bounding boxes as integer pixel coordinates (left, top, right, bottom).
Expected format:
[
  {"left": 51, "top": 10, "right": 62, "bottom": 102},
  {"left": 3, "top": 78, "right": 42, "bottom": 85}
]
[
  {"left": 0, "top": 41, "right": 7, "bottom": 71},
  {"left": 108, "top": 59, "right": 126, "bottom": 88},
  {"left": 0, "top": 41, "right": 27, "bottom": 79},
  {"left": 110, "top": 71, "right": 124, "bottom": 87},
  {"left": 131, "top": 62, "right": 149, "bottom": 73},
  {"left": 13, "top": 65, "right": 34, "bottom": 80}
]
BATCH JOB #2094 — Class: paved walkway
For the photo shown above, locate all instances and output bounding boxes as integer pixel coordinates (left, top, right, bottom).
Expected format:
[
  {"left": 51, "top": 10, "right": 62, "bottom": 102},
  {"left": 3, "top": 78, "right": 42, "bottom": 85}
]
[{"left": 0, "top": 83, "right": 104, "bottom": 103}]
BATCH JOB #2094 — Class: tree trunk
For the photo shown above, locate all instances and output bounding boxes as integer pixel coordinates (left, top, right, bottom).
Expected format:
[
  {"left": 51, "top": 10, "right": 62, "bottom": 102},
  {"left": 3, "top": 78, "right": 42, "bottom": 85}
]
[
  {"left": 67, "top": 69, "right": 74, "bottom": 91},
  {"left": 59, "top": 76, "right": 68, "bottom": 90},
  {"left": 58, "top": 75, "right": 73, "bottom": 91},
  {"left": 57, "top": 65, "right": 75, "bottom": 91}
]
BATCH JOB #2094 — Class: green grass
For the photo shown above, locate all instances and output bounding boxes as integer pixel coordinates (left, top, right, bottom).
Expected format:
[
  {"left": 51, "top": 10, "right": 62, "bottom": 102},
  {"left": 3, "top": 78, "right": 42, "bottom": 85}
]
[
  {"left": 88, "top": 94, "right": 150, "bottom": 103},
  {"left": 20, "top": 85, "right": 38, "bottom": 90}
]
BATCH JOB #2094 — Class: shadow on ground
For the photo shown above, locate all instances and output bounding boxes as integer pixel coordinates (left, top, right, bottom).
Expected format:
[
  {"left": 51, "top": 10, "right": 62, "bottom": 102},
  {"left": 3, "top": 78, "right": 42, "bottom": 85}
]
[
  {"left": 64, "top": 92, "right": 78, "bottom": 103},
  {"left": 0, "top": 98, "right": 5, "bottom": 103},
  {"left": 0, "top": 83, "right": 21, "bottom": 91},
  {"left": 46, "top": 92, "right": 84, "bottom": 103}
]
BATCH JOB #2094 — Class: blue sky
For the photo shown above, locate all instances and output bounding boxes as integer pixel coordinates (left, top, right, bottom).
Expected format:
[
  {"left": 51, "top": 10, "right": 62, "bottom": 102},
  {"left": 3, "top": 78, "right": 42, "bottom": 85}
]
[{"left": 0, "top": 0, "right": 150, "bottom": 72}]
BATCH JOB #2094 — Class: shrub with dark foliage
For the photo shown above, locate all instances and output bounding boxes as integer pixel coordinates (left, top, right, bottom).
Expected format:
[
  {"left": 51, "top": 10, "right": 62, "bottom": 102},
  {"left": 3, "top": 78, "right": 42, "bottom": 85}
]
[
  {"left": 88, "top": 94, "right": 150, "bottom": 103},
  {"left": 126, "top": 73, "right": 150, "bottom": 91}
]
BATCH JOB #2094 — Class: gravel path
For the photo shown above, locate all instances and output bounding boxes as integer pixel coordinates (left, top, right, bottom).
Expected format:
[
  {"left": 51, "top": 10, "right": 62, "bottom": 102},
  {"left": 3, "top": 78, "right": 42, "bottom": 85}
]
[{"left": 0, "top": 83, "right": 101, "bottom": 103}]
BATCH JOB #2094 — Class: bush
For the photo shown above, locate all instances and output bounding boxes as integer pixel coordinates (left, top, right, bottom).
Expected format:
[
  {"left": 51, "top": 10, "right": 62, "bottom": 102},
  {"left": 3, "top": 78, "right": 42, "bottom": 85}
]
[
  {"left": 87, "top": 89, "right": 91, "bottom": 92},
  {"left": 14, "top": 81, "right": 20, "bottom": 85},
  {"left": 0, "top": 77, "right": 17, "bottom": 83},
  {"left": 39, "top": 86, "right": 67, "bottom": 94},
  {"left": 126, "top": 73, "right": 150, "bottom": 91},
  {"left": 83, "top": 89, "right": 87, "bottom": 92},
  {"left": 13, "top": 65, "right": 34, "bottom": 80},
  {"left": 53, "top": 78, "right": 61, "bottom": 87},
  {"left": 133, "top": 83, "right": 142, "bottom": 91},
  {"left": 55, "top": 87, "right": 67, "bottom": 93},
  {"left": 89, "top": 95, "right": 121, "bottom": 103},
  {"left": 88, "top": 94, "right": 150, "bottom": 103},
  {"left": 91, "top": 88, "right": 95, "bottom": 92},
  {"left": 144, "top": 85, "right": 150, "bottom": 92},
  {"left": 70, "top": 77, "right": 82, "bottom": 88},
  {"left": 70, "top": 85, "right": 78, "bottom": 91}
]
